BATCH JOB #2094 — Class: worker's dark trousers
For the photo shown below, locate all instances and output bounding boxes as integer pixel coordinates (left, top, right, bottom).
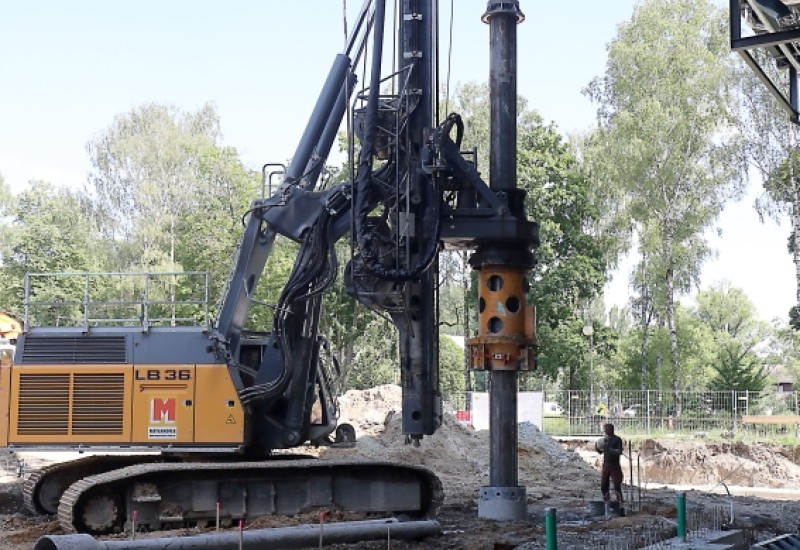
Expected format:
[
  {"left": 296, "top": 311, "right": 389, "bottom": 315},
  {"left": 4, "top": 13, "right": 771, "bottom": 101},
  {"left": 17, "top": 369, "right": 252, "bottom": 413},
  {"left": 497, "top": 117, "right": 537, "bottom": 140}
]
[{"left": 601, "top": 464, "right": 623, "bottom": 502}]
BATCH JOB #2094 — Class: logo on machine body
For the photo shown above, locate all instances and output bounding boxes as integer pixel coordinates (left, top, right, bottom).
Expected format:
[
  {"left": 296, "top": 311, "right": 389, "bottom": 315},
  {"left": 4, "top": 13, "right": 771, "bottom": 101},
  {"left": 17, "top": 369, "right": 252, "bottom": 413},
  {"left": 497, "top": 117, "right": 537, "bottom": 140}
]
[{"left": 148, "top": 397, "right": 177, "bottom": 439}]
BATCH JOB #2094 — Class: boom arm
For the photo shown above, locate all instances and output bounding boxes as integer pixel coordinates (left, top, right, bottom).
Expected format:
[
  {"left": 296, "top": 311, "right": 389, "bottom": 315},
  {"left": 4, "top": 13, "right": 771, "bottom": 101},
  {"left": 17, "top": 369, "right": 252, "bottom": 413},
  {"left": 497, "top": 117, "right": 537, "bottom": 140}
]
[{"left": 211, "top": 0, "right": 538, "bottom": 456}]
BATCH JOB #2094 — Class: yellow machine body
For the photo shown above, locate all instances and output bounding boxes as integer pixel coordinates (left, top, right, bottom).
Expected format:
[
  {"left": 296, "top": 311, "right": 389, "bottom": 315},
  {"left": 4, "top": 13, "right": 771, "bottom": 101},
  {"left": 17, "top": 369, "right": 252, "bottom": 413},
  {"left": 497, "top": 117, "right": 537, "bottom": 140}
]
[
  {"left": 0, "top": 362, "right": 244, "bottom": 448},
  {"left": 0, "top": 310, "right": 22, "bottom": 340}
]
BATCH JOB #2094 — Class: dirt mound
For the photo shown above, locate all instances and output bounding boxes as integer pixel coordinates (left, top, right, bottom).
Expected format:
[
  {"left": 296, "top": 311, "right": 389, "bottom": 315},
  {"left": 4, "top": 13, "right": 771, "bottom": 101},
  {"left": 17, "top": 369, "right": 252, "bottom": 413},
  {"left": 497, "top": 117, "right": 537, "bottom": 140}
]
[
  {"left": 640, "top": 439, "right": 800, "bottom": 488},
  {"left": 336, "top": 384, "right": 403, "bottom": 437},
  {"left": 329, "top": 386, "right": 598, "bottom": 505}
]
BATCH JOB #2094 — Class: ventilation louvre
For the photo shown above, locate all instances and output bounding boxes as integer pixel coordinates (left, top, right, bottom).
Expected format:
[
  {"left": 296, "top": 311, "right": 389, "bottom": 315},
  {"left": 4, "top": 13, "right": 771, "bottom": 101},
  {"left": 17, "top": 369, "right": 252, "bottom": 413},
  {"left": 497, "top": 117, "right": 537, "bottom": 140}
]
[
  {"left": 17, "top": 373, "right": 125, "bottom": 436},
  {"left": 21, "top": 336, "right": 127, "bottom": 364},
  {"left": 17, "top": 374, "right": 69, "bottom": 435}
]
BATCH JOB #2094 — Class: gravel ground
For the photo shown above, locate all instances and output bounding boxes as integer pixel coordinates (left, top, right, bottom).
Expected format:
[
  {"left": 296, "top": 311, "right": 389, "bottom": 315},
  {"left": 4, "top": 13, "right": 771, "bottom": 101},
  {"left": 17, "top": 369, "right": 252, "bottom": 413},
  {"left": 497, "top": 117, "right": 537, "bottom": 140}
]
[{"left": 2, "top": 385, "right": 799, "bottom": 549}]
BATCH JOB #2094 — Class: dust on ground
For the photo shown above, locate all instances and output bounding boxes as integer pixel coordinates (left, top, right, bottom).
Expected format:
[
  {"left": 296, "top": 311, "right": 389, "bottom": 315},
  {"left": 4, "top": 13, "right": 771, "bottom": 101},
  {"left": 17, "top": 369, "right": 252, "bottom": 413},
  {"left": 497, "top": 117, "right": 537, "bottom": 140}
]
[{"left": 2, "top": 384, "right": 800, "bottom": 549}]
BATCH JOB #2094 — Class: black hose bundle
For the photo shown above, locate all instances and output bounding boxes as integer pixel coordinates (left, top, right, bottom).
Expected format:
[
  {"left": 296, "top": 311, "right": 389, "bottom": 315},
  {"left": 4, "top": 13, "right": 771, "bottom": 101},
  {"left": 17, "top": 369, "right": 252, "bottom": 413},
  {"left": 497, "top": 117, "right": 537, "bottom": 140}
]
[{"left": 237, "top": 190, "right": 347, "bottom": 406}]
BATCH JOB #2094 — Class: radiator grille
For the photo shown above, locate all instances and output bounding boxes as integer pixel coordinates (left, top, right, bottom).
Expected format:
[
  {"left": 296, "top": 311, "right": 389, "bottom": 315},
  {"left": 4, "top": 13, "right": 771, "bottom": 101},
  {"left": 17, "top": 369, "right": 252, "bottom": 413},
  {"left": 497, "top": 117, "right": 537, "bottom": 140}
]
[
  {"left": 21, "top": 336, "right": 127, "bottom": 364},
  {"left": 17, "top": 374, "right": 69, "bottom": 435},
  {"left": 17, "top": 373, "right": 126, "bottom": 436}
]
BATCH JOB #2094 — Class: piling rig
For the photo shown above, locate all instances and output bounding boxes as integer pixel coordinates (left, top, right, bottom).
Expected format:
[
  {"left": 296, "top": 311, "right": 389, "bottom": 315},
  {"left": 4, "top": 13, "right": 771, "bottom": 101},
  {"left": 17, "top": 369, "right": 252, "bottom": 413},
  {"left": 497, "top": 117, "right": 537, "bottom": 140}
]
[{"left": 6, "top": 0, "right": 538, "bottom": 533}]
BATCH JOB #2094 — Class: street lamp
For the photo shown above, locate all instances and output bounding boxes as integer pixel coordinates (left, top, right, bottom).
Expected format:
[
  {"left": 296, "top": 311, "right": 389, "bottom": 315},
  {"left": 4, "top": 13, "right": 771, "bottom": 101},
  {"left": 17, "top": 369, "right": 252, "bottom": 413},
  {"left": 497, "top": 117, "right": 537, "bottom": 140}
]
[{"left": 582, "top": 320, "right": 594, "bottom": 410}]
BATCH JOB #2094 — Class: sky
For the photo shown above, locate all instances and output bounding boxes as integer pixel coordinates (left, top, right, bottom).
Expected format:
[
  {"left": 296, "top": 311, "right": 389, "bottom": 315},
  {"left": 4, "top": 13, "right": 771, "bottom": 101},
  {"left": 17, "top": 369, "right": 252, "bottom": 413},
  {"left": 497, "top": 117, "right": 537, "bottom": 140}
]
[{"left": 0, "top": 1, "right": 794, "bottom": 322}]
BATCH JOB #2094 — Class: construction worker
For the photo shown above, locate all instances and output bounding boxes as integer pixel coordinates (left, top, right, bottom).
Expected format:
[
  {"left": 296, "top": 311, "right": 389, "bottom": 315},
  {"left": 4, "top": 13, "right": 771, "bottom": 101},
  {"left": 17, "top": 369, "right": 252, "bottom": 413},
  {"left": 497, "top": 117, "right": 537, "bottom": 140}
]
[
  {"left": 595, "top": 401, "right": 607, "bottom": 417},
  {"left": 595, "top": 422, "right": 624, "bottom": 503}
]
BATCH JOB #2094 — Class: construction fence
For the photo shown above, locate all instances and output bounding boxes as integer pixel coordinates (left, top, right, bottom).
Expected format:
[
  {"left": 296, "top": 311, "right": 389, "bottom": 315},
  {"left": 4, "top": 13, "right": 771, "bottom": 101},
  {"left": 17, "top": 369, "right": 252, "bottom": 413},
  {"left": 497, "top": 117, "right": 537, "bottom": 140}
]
[{"left": 443, "top": 389, "right": 800, "bottom": 438}]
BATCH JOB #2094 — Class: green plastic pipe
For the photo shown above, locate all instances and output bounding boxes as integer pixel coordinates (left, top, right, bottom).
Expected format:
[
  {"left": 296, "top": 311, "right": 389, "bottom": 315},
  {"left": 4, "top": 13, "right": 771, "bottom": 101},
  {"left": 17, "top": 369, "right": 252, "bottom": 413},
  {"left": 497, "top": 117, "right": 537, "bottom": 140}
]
[
  {"left": 677, "top": 492, "right": 687, "bottom": 541},
  {"left": 545, "top": 507, "right": 557, "bottom": 550}
]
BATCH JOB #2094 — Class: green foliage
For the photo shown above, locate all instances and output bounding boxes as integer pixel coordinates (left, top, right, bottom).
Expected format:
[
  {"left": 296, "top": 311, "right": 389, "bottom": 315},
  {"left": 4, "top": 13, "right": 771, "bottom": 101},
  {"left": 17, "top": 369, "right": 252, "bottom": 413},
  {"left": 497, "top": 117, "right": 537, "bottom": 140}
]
[
  {"left": 0, "top": 173, "right": 12, "bottom": 219},
  {"left": 762, "top": 151, "right": 800, "bottom": 326},
  {"left": 521, "top": 123, "right": 613, "bottom": 384},
  {"left": 709, "top": 357, "right": 768, "bottom": 393},
  {"left": 344, "top": 315, "right": 399, "bottom": 390},
  {"left": 611, "top": 305, "right": 716, "bottom": 391},
  {"left": 585, "top": 0, "right": 743, "bottom": 400},
  {"left": 534, "top": 319, "right": 617, "bottom": 391},
  {"left": 762, "top": 149, "right": 800, "bottom": 209},
  {"left": 737, "top": 49, "right": 800, "bottom": 225},
  {"left": 439, "top": 335, "right": 465, "bottom": 393},
  {"left": 438, "top": 252, "right": 469, "bottom": 336},
  {"left": 175, "top": 144, "right": 260, "bottom": 306},
  {"left": 768, "top": 324, "right": 800, "bottom": 390},
  {"left": 520, "top": 119, "right": 610, "bottom": 330},
  {"left": 611, "top": 286, "right": 770, "bottom": 394},
  {"left": 84, "top": 102, "right": 263, "bottom": 317},
  {"left": 697, "top": 284, "right": 770, "bottom": 392},
  {"left": 87, "top": 102, "right": 227, "bottom": 271},
  {"left": 320, "top": 242, "right": 383, "bottom": 386},
  {"left": 0, "top": 181, "right": 99, "bottom": 322}
]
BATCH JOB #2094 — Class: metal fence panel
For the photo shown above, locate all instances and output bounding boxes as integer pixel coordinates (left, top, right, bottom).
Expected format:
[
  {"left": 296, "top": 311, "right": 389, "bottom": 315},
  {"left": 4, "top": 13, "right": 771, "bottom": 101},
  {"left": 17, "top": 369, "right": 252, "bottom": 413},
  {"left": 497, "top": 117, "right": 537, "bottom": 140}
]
[{"left": 443, "top": 389, "right": 800, "bottom": 439}]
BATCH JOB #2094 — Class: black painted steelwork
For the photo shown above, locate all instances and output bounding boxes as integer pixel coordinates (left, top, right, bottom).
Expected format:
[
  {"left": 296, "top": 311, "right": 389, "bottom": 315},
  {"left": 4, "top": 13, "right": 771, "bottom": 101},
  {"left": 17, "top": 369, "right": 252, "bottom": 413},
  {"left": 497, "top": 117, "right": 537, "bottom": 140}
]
[
  {"left": 395, "top": 0, "right": 441, "bottom": 440},
  {"left": 731, "top": 0, "right": 800, "bottom": 122},
  {"left": 206, "top": 0, "right": 538, "bottom": 472},
  {"left": 755, "top": 533, "right": 800, "bottom": 549}
]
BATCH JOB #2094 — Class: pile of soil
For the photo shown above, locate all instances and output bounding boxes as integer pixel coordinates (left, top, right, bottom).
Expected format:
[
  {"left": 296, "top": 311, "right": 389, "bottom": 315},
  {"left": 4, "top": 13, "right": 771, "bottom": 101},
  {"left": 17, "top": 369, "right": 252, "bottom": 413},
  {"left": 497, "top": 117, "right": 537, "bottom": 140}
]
[
  {"left": 638, "top": 439, "right": 800, "bottom": 488},
  {"left": 336, "top": 384, "right": 403, "bottom": 437},
  {"left": 327, "top": 402, "right": 598, "bottom": 509}
]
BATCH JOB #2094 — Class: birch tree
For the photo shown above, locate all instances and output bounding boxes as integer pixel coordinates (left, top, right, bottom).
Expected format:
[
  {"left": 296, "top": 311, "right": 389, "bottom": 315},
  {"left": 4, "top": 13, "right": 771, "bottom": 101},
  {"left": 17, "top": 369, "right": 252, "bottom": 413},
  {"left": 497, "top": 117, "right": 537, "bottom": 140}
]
[
  {"left": 87, "top": 102, "right": 223, "bottom": 271},
  {"left": 585, "top": 0, "right": 744, "bottom": 413}
]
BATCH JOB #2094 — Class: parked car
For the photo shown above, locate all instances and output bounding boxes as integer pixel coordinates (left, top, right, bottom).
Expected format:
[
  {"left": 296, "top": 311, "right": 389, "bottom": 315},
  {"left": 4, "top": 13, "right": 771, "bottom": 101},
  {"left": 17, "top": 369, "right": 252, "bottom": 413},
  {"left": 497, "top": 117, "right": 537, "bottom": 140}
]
[
  {"left": 622, "top": 404, "right": 642, "bottom": 417},
  {"left": 544, "top": 402, "right": 564, "bottom": 416}
]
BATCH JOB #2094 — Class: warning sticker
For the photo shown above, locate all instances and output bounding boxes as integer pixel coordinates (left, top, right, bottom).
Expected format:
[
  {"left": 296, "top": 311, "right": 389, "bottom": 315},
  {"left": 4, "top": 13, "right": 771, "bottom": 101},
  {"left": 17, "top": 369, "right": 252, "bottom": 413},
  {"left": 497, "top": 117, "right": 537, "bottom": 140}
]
[{"left": 148, "top": 426, "right": 177, "bottom": 439}]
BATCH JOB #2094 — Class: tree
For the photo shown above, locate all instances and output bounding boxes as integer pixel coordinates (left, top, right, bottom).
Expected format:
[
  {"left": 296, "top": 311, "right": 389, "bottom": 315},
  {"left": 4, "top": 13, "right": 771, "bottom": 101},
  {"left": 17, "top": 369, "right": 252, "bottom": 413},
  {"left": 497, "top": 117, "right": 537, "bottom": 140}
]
[
  {"left": 610, "top": 304, "right": 717, "bottom": 391},
  {"left": 448, "top": 82, "right": 613, "bottom": 386},
  {"left": 439, "top": 335, "right": 466, "bottom": 393},
  {"left": 696, "top": 283, "right": 769, "bottom": 392},
  {"left": 520, "top": 117, "right": 611, "bottom": 332},
  {"left": 585, "top": 0, "right": 743, "bottom": 413},
  {"left": 436, "top": 251, "right": 474, "bottom": 394},
  {"left": 174, "top": 143, "right": 260, "bottom": 311},
  {"left": 344, "top": 315, "right": 399, "bottom": 389},
  {"left": 0, "top": 181, "right": 99, "bottom": 323},
  {"left": 761, "top": 323, "right": 800, "bottom": 412},
  {"left": 87, "top": 102, "right": 225, "bottom": 271},
  {"left": 0, "top": 173, "right": 11, "bottom": 219}
]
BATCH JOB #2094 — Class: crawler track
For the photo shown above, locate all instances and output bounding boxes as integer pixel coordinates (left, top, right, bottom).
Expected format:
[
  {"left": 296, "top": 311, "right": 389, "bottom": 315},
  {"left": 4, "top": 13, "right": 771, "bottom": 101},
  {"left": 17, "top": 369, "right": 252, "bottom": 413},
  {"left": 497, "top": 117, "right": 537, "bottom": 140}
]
[
  {"left": 56, "top": 458, "right": 443, "bottom": 534},
  {"left": 23, "top": 454, "right": 174, "bottom": 515}
]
